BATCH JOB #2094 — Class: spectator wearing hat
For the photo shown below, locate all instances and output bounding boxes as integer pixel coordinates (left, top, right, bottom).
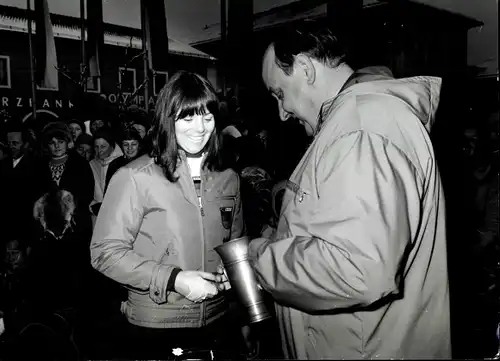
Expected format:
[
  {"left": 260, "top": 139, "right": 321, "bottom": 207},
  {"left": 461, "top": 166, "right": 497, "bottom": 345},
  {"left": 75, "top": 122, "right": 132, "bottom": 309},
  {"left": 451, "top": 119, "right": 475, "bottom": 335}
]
[
  {"left": 36, "top": 121, "right": 95, "bottom": 224},
  {"left": 89, "top": 127, "right": 123, "bottom": 225},
  {"left": 75, "top": 134, "right": 94, "bottom": 162}
]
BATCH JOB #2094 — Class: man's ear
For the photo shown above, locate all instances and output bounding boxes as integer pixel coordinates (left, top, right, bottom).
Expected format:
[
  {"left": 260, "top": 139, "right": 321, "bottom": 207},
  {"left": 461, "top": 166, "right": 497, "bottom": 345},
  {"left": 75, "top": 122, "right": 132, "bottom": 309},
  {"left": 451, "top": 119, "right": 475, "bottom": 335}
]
[{"left": 294, "top": 54, "right": 316, "bottom": 85}]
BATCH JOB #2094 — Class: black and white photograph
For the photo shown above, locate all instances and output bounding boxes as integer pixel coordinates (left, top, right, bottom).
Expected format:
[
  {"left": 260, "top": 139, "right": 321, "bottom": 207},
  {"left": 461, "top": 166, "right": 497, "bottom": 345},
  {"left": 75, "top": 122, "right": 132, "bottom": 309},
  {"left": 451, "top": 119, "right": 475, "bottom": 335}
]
[{"left": 0, "top": 0, "right": 498, "bottom": 360}]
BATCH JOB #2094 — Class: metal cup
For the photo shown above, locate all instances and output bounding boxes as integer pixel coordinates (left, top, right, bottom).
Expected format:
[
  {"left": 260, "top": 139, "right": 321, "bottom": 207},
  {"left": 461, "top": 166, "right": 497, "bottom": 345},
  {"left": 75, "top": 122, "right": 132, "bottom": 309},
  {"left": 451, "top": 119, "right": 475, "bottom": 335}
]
[{"left": 215, "top": 237, "right": 271, "bottom": 323}]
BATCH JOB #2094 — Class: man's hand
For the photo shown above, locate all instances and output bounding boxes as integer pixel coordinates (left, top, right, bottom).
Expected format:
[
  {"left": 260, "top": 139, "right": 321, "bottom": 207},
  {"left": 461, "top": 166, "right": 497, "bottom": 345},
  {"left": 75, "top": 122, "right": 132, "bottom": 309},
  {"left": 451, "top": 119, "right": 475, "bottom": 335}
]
[
  {"left": 215, "top": 264, "right": 263, "bottom": 291},
  {"left": 174, "top": 271, "right": 219, "bottom": 303}
]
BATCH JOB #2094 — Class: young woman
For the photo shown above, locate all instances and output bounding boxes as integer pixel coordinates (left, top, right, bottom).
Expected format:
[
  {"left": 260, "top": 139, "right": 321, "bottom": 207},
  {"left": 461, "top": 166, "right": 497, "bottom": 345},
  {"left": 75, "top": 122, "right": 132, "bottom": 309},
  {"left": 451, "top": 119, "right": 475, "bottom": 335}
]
[
  {"left": 104, "top": 128, "right": 144, "bottom": 194},
  {"left": 88, "top": 127, "right": 123, "bottom": 223},
  {"left": 37, "top": 121, "right": 95, "bottom": 222},
  {"left": 75, "top": 133, "right": 94, "bottom": 161},
  {"left": 90, "top": 71, "right": 245, "bottom": 359}
]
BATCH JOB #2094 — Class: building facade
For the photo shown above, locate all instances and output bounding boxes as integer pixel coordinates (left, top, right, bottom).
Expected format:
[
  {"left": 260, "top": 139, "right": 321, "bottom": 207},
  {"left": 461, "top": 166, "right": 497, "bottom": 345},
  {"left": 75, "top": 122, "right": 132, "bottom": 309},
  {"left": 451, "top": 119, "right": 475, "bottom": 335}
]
[{"left": 0, "top": 4, "right": 216, "bottom": 123}]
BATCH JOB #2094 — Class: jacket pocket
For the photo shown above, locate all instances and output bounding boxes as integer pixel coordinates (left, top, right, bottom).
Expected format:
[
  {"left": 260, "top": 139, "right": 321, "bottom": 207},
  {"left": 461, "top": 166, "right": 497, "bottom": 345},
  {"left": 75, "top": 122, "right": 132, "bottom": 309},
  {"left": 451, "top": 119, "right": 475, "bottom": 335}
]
[
  {"left": 284, "top": 181, "right": 311, "bottom": 208},
  {"left": 216, "top": 196, "right": 236, "bottom": 242}
]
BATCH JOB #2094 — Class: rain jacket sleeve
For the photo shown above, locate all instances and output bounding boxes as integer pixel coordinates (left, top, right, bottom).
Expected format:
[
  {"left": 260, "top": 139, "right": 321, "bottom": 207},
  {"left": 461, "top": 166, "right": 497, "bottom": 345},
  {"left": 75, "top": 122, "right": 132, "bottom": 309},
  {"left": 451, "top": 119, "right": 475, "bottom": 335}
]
[
  {"left": 90, "top": 167, "right": 176, "bottom": 304},
  {"left": 249, "top": 131, "right": 421, "bottom": 313}
]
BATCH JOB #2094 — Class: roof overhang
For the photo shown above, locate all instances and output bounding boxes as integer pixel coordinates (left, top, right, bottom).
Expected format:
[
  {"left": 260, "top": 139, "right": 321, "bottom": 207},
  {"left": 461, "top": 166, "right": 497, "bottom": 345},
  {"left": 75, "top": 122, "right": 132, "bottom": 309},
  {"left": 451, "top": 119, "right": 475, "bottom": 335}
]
[{"left": 0, "top": 7, "right": 216, "bottom": 61}]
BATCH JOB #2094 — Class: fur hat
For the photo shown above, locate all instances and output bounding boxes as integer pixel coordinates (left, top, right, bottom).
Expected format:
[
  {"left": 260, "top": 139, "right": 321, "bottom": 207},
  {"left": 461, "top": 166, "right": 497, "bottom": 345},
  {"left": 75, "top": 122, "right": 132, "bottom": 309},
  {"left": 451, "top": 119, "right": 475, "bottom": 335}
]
[
  {"left": 42, "top": 121, "right": 73, "bottom": 146},
  {"left": 33, "top": 189, "right": 76, "bottom": 239}
]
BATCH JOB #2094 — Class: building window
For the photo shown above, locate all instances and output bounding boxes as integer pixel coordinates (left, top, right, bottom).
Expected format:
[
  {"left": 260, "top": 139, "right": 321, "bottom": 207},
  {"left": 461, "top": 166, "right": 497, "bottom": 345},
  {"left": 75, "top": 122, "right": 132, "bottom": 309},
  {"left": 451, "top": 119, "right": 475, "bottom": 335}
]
[
  {"left": 36, "top": 78, "right": 59, "bottom": 91},
  {"left": 118, "top": 67, "right": 137, "bottom": 94},
  {"left": 86, "top": 76, "right": 101, "bottom": 93},
  {"left": 153, "top": 71, "right": 168, "bottom": 95},
  {"left": 0, "top": 55, "right": 11, "bottom": 88}
]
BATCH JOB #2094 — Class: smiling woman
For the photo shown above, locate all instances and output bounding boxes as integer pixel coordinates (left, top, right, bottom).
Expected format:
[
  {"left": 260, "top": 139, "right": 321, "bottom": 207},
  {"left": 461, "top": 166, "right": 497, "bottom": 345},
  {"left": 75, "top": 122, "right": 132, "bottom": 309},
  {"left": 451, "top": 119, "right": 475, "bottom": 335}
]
[
  {"left": 90, "top": 71, "right": 247, "bottom": 359},
  {"left": 36, "top": 121, "right": 95, "bottom": 227}
]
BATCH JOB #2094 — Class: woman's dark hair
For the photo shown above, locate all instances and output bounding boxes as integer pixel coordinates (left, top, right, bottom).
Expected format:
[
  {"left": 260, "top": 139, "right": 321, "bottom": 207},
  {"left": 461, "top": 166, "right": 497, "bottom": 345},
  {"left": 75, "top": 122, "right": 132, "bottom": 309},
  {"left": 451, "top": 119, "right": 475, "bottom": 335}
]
[
  {"left": 92, "top": 126, "right": 116, "bottom": 149},
  {"left": 272, "top": 21, "right": 348, "bottom": 75},
  {"left": 67, "top": 119, "right": 86, "bottom": 132},
  {"left": 149, "top": 71, "right": 223, "bottom": 182},
  {"left": 121, "top": 128, "right": 143, "bottom": 143}
]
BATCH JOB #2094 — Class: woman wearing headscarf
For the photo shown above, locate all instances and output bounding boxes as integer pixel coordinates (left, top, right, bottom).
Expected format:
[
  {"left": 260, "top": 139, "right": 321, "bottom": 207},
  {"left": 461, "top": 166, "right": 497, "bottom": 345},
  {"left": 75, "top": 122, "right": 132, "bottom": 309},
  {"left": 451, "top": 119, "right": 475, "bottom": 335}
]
[
  {"left": 90, "top": 71, "right": 244, "bottom": 359},
  {"left": 88, "top": 127, "right": 123, "bottom": 224}
]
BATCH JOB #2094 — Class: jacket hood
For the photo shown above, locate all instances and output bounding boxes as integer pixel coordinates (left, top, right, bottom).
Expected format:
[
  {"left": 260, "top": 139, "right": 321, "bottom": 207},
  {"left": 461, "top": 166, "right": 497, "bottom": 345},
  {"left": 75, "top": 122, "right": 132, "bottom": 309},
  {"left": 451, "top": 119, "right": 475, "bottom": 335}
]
[{"left": 341, "top": 66, "right": 442, "bottom": 132}]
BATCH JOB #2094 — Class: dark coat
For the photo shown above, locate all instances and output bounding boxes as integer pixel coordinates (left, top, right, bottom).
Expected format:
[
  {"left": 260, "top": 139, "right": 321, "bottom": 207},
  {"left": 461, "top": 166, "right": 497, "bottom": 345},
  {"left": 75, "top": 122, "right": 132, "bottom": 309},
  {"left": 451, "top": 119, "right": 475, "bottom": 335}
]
[
  {"left": 36, "top": 151, "right": 95, "bottom": 213},
  {"left": 104, "top": 155, "right": 130, "bottom": 194},
  {"left": 0, "top": 153, "right": 42, "bottom": 230}
]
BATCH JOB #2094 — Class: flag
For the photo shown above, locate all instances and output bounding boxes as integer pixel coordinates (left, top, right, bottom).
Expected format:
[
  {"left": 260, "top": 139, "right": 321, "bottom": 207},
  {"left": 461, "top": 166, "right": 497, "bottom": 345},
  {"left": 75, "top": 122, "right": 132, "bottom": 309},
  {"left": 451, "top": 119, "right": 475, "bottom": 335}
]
[
  {"left": 34, "top": 0, "right": 58, "bottom": 89},
  {"left": 86, "top": 0, "right": 104, "bottom": 77},
  {"left": 227, "top": 0, "right": 253, "bottom": 86},
  {"left": 142, "top": 0, "right": 169, "bottom": 72}
]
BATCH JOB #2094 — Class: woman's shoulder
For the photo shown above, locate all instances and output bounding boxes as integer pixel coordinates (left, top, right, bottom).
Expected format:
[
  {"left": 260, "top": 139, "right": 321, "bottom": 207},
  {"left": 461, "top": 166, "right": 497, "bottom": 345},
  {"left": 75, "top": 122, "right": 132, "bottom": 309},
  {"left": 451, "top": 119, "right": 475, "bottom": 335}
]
[
  {"left": 125, "top": 154, "right": 155, "bottom": 171},
  {"left": 206, "top": 167, "right": 240, "bottom": 193},
  {"left": 208, "top": 166, "right": 239, "bottom": 179}
]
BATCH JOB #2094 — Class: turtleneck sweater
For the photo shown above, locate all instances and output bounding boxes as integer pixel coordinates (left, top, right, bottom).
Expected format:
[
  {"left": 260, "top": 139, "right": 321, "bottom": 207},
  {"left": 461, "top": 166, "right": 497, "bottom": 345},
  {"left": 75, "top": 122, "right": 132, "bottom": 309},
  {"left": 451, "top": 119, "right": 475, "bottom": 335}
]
[{"left": 49, "top": 154, "right": 69, "bottom": 185}]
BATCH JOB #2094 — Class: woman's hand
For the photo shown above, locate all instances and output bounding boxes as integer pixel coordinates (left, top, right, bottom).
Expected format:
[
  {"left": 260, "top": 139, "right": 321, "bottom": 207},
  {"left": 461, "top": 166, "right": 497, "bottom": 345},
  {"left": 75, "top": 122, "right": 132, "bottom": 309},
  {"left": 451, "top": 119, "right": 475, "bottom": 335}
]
[
  {"left": 174, "top": 271, "right": 219, "bottom": 303},
  {"left": 215, "top": 264, "right": 231, "bottom": 291}
]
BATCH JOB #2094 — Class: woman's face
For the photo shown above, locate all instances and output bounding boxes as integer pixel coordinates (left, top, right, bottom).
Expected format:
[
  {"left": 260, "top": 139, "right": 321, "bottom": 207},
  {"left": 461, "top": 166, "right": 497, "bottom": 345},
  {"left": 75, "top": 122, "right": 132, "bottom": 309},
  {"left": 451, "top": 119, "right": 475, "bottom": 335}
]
[
  {"left": 90, "top": 119, "right": 105, "bottom": 135},
  {"left": 48, "top": 137, "right": 68, "bottom": 158},
  {"left": 122, "top": 139, "right": 140, "bottom": 159},
  {"left": 69, "top": 123, "right": 83, "bottom": 141},
  {"left": 175, "top": 112, "right": 215, "bottom": 155},
  {"left": 94, "top": 138, "right": 113, "bottom": 160},
  {"left": 77, "top": 144, "right": 93, "bottom": 161}
]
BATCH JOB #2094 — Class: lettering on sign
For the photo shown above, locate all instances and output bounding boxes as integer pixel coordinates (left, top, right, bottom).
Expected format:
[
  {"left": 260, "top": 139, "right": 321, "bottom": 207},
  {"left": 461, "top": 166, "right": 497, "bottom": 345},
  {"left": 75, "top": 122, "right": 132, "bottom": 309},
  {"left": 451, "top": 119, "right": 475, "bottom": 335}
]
[
  {"left": 99, "top": 93, "right": 156, "bottom": 106},
  {"left": 1, "top": 96, "right": 73, "bottom": 109}
]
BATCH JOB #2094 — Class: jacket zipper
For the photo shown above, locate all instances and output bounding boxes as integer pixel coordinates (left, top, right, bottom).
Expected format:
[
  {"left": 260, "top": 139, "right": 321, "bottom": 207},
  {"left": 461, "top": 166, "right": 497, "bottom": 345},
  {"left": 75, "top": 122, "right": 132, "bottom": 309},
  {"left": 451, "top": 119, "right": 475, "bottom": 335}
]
[
  {"left": 185, "top": 157, "right": 207, "bottom": 327},
  {"left": 199, "top": 170, "right": 206, "bottom": 326}
]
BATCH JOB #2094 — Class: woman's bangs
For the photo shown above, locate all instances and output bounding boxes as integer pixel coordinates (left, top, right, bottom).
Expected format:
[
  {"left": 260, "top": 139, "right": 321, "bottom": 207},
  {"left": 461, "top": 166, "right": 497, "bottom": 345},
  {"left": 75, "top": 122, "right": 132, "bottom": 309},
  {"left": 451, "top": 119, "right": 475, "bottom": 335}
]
[{"left": 175, "top": 91, "right": 218, "bottom": 120}]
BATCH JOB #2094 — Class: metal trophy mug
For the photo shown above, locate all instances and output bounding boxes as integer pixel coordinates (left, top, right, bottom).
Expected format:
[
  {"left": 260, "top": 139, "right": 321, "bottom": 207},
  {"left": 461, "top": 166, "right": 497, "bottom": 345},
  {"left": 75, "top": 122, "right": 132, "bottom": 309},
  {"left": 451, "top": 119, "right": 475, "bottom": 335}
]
[{"left": 215, "top": 236, "right": 271, "bottom": 323}]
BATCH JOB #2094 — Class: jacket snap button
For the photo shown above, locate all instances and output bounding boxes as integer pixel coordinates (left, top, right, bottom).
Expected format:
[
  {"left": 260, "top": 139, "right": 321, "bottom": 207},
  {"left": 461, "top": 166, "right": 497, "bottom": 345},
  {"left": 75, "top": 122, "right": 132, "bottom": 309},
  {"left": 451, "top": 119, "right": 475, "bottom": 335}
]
[{"left": 154, "top": 290, "right": 160, "bottom": 296}]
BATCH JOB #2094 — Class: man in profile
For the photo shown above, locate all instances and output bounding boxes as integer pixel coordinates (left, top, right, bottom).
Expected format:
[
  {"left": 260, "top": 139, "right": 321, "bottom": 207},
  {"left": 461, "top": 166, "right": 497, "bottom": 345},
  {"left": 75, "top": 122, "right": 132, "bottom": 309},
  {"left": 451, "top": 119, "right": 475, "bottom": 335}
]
[{"left": 230, "top": 23, "right": 451, "bottom": 359}]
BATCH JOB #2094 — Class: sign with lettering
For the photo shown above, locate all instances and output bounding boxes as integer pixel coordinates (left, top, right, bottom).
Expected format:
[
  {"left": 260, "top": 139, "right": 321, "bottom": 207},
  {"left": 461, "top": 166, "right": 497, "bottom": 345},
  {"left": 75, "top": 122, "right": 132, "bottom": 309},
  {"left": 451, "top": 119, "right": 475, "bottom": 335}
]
[
  {"left": 98, "top": 93, "right": 156, "bottom": 107},
  {"left": 1, "top": 95, "right": 74, "bottom": 110},
  {"left": 0, "top": 90, "right": 156, "bottom": 124}
]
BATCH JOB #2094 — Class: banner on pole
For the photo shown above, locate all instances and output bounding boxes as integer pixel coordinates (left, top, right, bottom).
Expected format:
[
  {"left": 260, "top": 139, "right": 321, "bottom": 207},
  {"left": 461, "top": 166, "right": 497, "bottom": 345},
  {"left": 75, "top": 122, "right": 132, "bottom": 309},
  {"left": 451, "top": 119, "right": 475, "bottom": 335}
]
[{"left": 34, "top": 0, "right": 58, "bottom": 89}]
